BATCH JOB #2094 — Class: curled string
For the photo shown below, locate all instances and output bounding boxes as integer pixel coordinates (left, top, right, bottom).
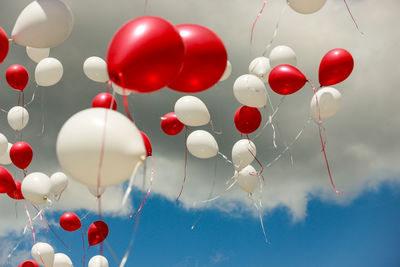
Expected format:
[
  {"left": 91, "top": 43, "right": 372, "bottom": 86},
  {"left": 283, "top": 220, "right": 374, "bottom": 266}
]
[
  {"left": 250, "top": 195, "right": 270, "bottom": 244},
  {"left": 119, "top": 212, "right": 142, "bottom": 267},
  {"left": 176, "top": 127, "right": 189, "bottom": 202},
  {"left": 254, "top": 96, "right": 285, "bottom": 140},
  {"left": 23, "top": 201, "right": 36, "bottom": 243},
  {"left": 209, "top": 119, "right": 222, "bottom": 135},
  {"left": 24, "top": 84, "right": 39, "bottom": 107},
  {"left": 343, "top": 0, "right": 364, "bottom": 35},
  {"left": 250, "top": 1, "right": 268, "bottom": 45},
  {"left": 262, "top": 4, "right": 288, "bottom": 56}
]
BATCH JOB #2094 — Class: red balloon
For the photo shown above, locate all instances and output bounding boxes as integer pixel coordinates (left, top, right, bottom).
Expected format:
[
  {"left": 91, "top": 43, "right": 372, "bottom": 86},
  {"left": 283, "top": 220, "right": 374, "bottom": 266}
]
[
  {"left": 168, "top": 24, "right": 227, "bottom": 93},
  {"left": 18, "top": 260, "right": 39, "bottom": 267},
  {"left": 319, "top": 48, "right": 354, "bottom": 86},
  {"left": 7, "top": 180, "right": 24, "bottom": 200},
  {"left": 140, "top": 131, "right": 152, "bottom": 157},
  {"left": 268, "top": 64, "right": 307, "bottom": 95},
  {"left": 10, "top": 142, "right": 33, "bottom": 170},
  {"left": 0, "top": 166, "right": 16, "bottom": 194},
  {"left": 92, "top": 93, "right": 117, "bottom": 110},
  {"left": 107, "top": 16, "right": 185, "bottom": 93},
  {"left": 59, "top": 212, "right": 81, "bottom": 232},
  {"left": 161, "top": 112, "right": 184, "bottom": 136},
  {"left": 88, "top": 220, "right": 109, "bottom": 246},
  {"left": 6, "top": 65, "right": 29, "bottom": 91},
  {"left": 234, "top": 106, "right": 262, "bottom": 134},
  {"left": 0, "top": 27, "right": 9, "bottom": 63}
]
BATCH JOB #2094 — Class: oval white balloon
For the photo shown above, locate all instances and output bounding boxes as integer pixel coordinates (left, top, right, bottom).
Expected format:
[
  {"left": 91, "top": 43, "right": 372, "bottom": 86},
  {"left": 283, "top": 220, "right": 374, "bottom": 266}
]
[
  {"left": 233, "top": 74, "right": 267, "bottom": 108},
  {"left": 31, "top": 242, "right": 55, "bottom": 267},
  {"left": 0, "top": 134, "right": 7, "bottom": 157},
  {"left": 288, "top": 0, "right": 327, "bottom": 14},
  {"left": 53, "top": 253, "right": 73, "bottom": 267},
  {"left": 269, "top": 45, "right": 297, "bottom": 68},
  {"left": 83, "top": 56, "right": 109, "bottom": 83},
  {"left": 310, "top": 87, "right": 342, "bottom": 119},
  {"left": 7, "top": 106, "right": 29, "bottom": 131},
  {"left": 26, "top": 46, "right": 50, "bottom": 63},
  {"left": 219, "top": 60, "right": 232, "bottom": 81},
  {"left": 236, "top": 165, "right": 258, "bottom": 194},
  {"left": 249, "top": 57, "right": 271, "bottom": 83},
  {"left": 187, "top": 130, "right": 219, "bottom": 159},
  {"left": 88, "top": 185, "right": 106, "bottom": 198},
  {"left": 232, "top": 139, "right": 256, "bottom": 171},
  {"left": 35, "top": 57, "right": 63, "bottom": 86},
  {"left": 56, "top": 108, "right": 146, "bottom": 187},
  {"left": 50, "top": 172, "right": 69, "bottom": 196},
  {"left": 174, "top": 96, "right": 210, "bottom": 127},
  {"left": 112, "top": 83, "right": 131, "bottom": 96},
  {"left": 22, "top": 172, "right": 52, "bottom": 205},
  {"left": 12, "top": 0, "right": 73, "bottom": 48},
  {"left": 88, "top": 255, "right": 109, "bottom": 267},
  {"left": 0, "top": 143, "right": 12, "bottom": 165}
]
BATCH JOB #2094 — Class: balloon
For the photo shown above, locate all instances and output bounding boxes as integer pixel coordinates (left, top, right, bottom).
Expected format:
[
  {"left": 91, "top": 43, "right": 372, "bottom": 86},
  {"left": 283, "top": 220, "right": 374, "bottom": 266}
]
[
  {"left": 88, "top": 185, "right": 106, "bottom": 198},
  {"left": 168, "top": 24, "right": 227, "bottom": 93},
  {"left": 22, "top": 172, "right": 51, "bottom": 205},
  {"left": 0, "top": 133, "right": 8, "bottom": 157},
  {"left": 31, "top": 242, "right": 54, "bottom": 267},
  {"left": 160, "top": 112, "right": 184, "bottom": 136},
  {"left": 234, "top": 106, "right": 262, "bottom": 134},
  {"left": 53, "top": 253, "right": 73, "bottom": 267},
  {"left": 233, "top": 74, "right": 267, "bottom": 108},
  {"left": 18, "top": 260, "right": 39, "bottom": 267},
  {"left": 7, "top": 106, "right": 29, "bottom": 131},
  {"left": 140, "top": 131, "right": 152, "bottom": 157},
  {"left": 112, "top": 83, "right": 131, "bottom": 96},
  {"left": 236, "top": 165, "right": 258, "bottom": 194},
  {"left": 88, "top": 220, "right": 109, "bottom": 246},
  {"left": 6, "top": 65, "right": 29, "bottom": 91},
  {"left": 269, "top": 45, "right": 297, "bottom": 68},
  {"left": 0, "top": 166, "right": 16, "bottom": 194},
  {"left": 35, "top": 57, "right": 63, "bottom": 86},
  {"left": 268, "top": 64, "right": 307, "bottom": 95},
  {"left": 219, "top": 60, "right": 232, "bottom": 81},
  {"left": 92, "top": 93, "right": 117, "bottom": 111},
  {"left": 83, "top": 57, "right": 108, "bottom": 83},
  {"left": 10, "top": 142, "right": 33, "bottom": 170},
  {"left": 7, "top": 180, "right": 24, "bottom": 200},
  {"left": 59, "top": 212, "right": 81, "bottom": 232},
  {"left": 310, "top": 87, "right": 342, "bottom": 119},
  {"left": 0, "top": 143, "right": 12, "bottom": 165},
  {"left": 88, "top": 255, "right": 109, "bottom": 267},
  {"left": 0, "top": 27, "right": 9, "bottom": 63},
  {"left": 288, "top": 0, "right": 327, "bottom": 14},
  {"left": 249, "top": 56, "right": 271, "bottom": 83},
  {"left": 232, "top": 139, "right": 256, "bottom": 171},
  {"left": 186, "top": 130, "right": 219, "bottom": 159},
  {"left": 107, "top": 16, "right": 185, "bottom": 93},
  {"left": 174, "top": 96, "right": 210, "bottom": 126},
  {"left": 50, "top": 172, "right": 68, "bottom": 196},
  {"left": 56, "top": 108, "right": 146, "bottom": 187},
  {"left": 26, "top": 47, "right": 50, "bottom": 63},
  {"left": 12, "top": 0, "right": 73, "bottom": 48},
  {"left": 319, "top": 48, "right": 354, "bottom": 86}
]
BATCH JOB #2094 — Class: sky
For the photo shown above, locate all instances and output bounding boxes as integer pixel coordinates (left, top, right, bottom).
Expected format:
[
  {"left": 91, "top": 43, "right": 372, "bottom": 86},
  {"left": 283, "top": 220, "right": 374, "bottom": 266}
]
[{"left": 0, "top": 0, "right": 400, "bottom": 266}]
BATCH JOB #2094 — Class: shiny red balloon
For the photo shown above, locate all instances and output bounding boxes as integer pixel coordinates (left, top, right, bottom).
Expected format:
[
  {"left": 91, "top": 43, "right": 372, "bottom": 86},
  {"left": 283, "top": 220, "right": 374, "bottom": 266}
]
[
  {"left": 7, "top": 180, "right": 24, "bottom": 200},
  {"left": 168, "top": 24, "right": 227, "bottom": 93},
  {"left": 92, "top": 92, "right": 117, "bottom": 110},
  {"left": 0, "top": 166, "right": 16, "bottom": 194},
  {"left": 161, "top": 112, "right": 184, "bottom": 136},
  {"left": 6, "top": 65, "right": 29, "bottom": 91},
  {"left": 0, "top": 27, "right": 9, "bottom": 63},
  {"left": 59, "top": 212, "right": 81, "bottom": 232},
  {"left": 234, "top": 106, "right": 262, "bottom": 134},
  {"left": 319, "top": 48, "right": 354, "bottom": 86},
  {"left": 107, "top": 16, "right": 185, "bottom": 93},
  {"left": 10, "top": 142, "right": 33, "bottom": 170},
  {"left": 140, "top": 131, "right": 152, "bottom": 157},
  {"left": 18, "top": 260, "right": 39, "bottom": 267},
  {"left": 268, "top": 64, "right": 307, "bottom": 95},
  {"left": 88, "top": 220, "right": 109, "bottom": 246}
]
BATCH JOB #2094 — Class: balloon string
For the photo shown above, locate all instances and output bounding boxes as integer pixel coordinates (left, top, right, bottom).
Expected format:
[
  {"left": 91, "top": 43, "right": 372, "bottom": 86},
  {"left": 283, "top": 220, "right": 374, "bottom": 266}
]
[
  {"left": 24, "top": 84, "right": 39, "bottom": 107},
  {"left": 248, "top": 148, "right": 264, "bottom": 181},
  {"left": 23, "top": 201, "right": 36, "bottom": 244},
  {"left": 103, "top": 240, "right": 121, "bottom": 266},
  {"left": 250, "top": 195, "right": 270, "bottom": 244},
  {"left": 201, "top": 176, "right": 238, "bottom": 204},
  {"left": 81, "top": 227, "right": 87, "bottom": 267},
  {"left": 250, "top": 0, "right": 268, "bottom": 45},
  {"left": 106, "top": 81, "right": 112, "bottom": 93},
  {"left": 176, "top": 127, "right": 189, "bottom": 202},
  {"left": 119, "top": 212, "right": 142, "bottom": 267},
  {"left": 343, "top": 0, "right": 364, "bottom": 35},
  {"left": 262, "top": 4, "right": 287, "bottom": 56},
  {"left": 39, "top": 87, "right": 45, "bottom": 136},
  {"left": 217, "top": 152, "right": 234, "bottom": 166},
  {"left": 254, "top": 96, "right": 285, "bottom": 140},
  {"left": 209, "top": 119, "right": 222, "bottom": 135}
]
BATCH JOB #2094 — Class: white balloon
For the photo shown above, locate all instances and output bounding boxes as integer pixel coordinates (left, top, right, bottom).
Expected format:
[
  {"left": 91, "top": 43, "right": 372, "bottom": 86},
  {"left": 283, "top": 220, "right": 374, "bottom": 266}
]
[
  {"left": 174, "top": 96, "right": 210, "bottom": 127},
  {"left": 22, "top": 172, "right": 52, "bottom": 205},
  {"left": 269, "top": 45, "right": 297, "bottom": 68},
  {"left": 35, "top": 57, "right": 63, "bottom": 86},
  {"left": 12, "top": 0, "right": 73, "bottom": 48},
  {"left": 26, "top": 46, "right": 50, "bottom": 63},
  {"left": 88, "top": 185, "right": 106, "bottom": 198},
  {"left": 0, "top": 143, "right": 12, "bottom": 165},
  {"left": 187, "top": 130, "right": 218, "bottom": 159},
  {"left": 219, "top": 60, "right": 232, "bottom": 81},
  {"left": 0, "top": 134, "right": 8, "bottom": 158},
  {"left": 83, "top": 57, "right": 108, "bottom": 83},
  {"left": 56, "top": 108, "right": 146, "bottom": 187},
  {"left": 288, "top": 0, "right": 327, "bottom": 14},
  {"left": 31, "top": 242, "right": 55, "bottom": 267},
  {"left": 50, "top": 172, "right": 68, "bottom": 196},
  {"left": 249, "top": 57, "right": 271, "bottom": 83},
  {"left": 53, "top": 253, "right": 73, "bottom": 267},
  {"left": 88, "top": 255, "right": 109, "bottom": 267},
  {"left": 232, "top": 139, "right": 256, "bottom": 171},
  {"left": 7, "top": 106, "right": 29, "bottom": 131},
  {"left": 310, "top": 87, "right": 342, "bottom": 119},
  {"left": 233, "top": 74, "right": 267, "bottom": 108},
  {"left": 112, "top": 83, "right": 131, "bottom": 96},
  {"left": 236, "top": 165, "right": 258, "bottom": 194}
]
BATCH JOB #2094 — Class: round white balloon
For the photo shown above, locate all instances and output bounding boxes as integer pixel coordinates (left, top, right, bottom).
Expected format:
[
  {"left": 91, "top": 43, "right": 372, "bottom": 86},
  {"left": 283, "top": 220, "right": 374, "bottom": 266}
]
[
  {"left": 112, "top": 83, "right": 131, "bottom": 96},
  {"left": 35, "top": 57, "right": 63, "bottom": 86},
  {"left": 269, "top": 45, "right": 297, "bottom": 68},
  {"left": 88, "top": 255, "right": 109, "bottom": 267},
  {"left": 219, "top": 60, "right": 232, "bottom": 81},
  {"left": 7, "top": 106, "right": 29, "bottom": 131},
  {"left": 232, "top": 139, "right": 256, "bottom": 171},
  {"left": 88, "top": 185, "right": 106, "bottom": 198},
  {"left": 22, "top": 172, "right": 52, "bottom": 205},
  {"left": 0, "top": 143, "right": 12, "bottom": 165},
  {"left": 187, "top": 130, "right": 219, "bottom": 159},
  {"left": 249, "top": 57, "right": 271, "bottom": 83},
  {"left": 53, "top": 253, "right": 73, "bottom": 267},
  {"left": 50, "top": 172, "right": 69, "bottom": 196},
  {"left": 26, "top": 47, "right": 50, "bottom": 63},
  {"left": 56, "top": 108, "right": 146, "bottom": 187},
  {"left": 310, "top": 87, "right": 342, "bottom": 119},
  {"left": 31, "top": 242, "right": 55, "bottom": 267},
  {"left": 174, "top": 96, "right": 210, "bottom": 127},
  {"left": 236, "top": 165, "right": 258, "bottom": 194},
  {"left": 83, "top": 56, "right": 109, "bottom": 83},
  {"left": 288, "top": 0, "right": 327, "bottom": 14},
  {"left": 233, "top": 74, "right": 267, "bottom": 108},
  {"left": 0, "top": 134, "right": 7, "bottom": 157}
]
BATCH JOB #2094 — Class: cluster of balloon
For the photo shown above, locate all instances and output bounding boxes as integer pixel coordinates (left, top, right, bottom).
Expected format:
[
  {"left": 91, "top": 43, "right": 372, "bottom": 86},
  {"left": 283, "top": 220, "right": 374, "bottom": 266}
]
[{"left": 30, "top": 242, "right": 73, "bottom": 267}]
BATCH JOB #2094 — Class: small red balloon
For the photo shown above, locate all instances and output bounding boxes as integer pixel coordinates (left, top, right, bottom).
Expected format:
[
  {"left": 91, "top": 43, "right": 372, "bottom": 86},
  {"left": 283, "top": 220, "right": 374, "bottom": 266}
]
[
  {"left": 319, "top": 48, "right": 354, "bottom": 86},
  {"left": 234, "top": 106, "right": 262, "bottom": 134},
  {"left": 7, "top": 180, "right": 24, "bottom": 200},
  {"left": 168, "top": 24, "right": 227, "bottom": 93},
  {"left": 6, "top": 64, "right": 29, "bottom": 91},
  {"left": 0, "top": 166, "right": 16, "bottom": 194},
  {"left": 0, "top": 27, "right": 9, "bottom": 63},
  {"left": 88, "top": 220, "right": 109, "bottom": 246},
  {"left": 140, "top": 131, "right": 152, "bottom": 157},
  {"left": 107, "top": 16, "right": 185, "bottom": 93},
  {"left": 18, "top": 260, "right": 39, "bottom": 267},
  {"left": 92, "top": 92, "right": 117, "bottom": 110},
  {"left": 10, "top": 142, "right": 33, "bottom": 170},
  {"left": 161, "top": 112, "right": 184, "bottom": 136},
  {"left": 59, "top": 212, "right": 81, "bottom": 232},
  {"left": 268, "top": 64, "right": 307, "bottom": 95}
]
